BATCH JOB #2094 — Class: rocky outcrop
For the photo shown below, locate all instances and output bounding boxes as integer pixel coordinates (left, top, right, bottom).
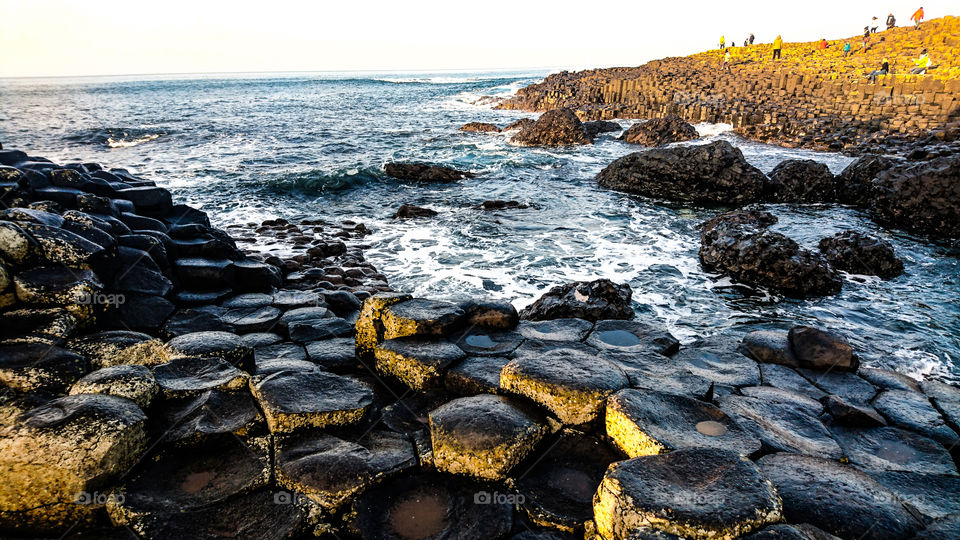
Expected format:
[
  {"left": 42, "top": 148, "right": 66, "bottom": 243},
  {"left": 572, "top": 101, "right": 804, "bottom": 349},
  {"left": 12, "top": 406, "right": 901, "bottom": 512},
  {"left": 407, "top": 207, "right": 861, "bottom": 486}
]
[
  {"left": 869, "top": 156, "right": 960, "bottom": 241},
  {"left": 596, "top": 141, "right": 768, "bottom": 205},
  {"left": 583, "top": 120, "right": 621, "bottom": 139},
  {"left": 503, "top": 118, "right": 535, "bottom": 132},
  {"left": 699, "top": 209, "right": 843, "bottom": 297},
  {"left": 519, "top": 278, "right": 632, "bottom": 321},
  {"left": 392, "top": 204, "right": 438, "bottom": 219},
  {"left": 459, "top": 122, "right": 501, "bottom": 133},
  {"left": 477, "top": 200, "right": 531, "bottom": 211},
  {"left": 510, "top": 108, "right": 592, "bottom": 146},
  {"left": 818, "top": 230, "right": 904, "bottom": 278},
  {"left": 764, "top": 159, "right": 835, "bottom": 203},
  {"left": 619, "top": 116, "right": 698, "bottom": 146},
  {"left": 383, "top": 163, "right": 475, "bottom": 182},
  {"left": 835, "top": 155, "right": 897, "bottom": 206}
]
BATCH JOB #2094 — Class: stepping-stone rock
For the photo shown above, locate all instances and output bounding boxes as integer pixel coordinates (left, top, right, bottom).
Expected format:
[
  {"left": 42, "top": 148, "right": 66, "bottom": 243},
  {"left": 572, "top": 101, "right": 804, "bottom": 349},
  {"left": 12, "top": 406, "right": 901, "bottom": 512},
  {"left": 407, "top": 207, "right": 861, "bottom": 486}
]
[
  {"left": 673, "top": 348, "right": 760, "bottom": 387},
  {"left": 272, "top": 289, "right": 322, "bottom": 310},
  {"left": 912, "top": 514, "right": 960, "bottom": 539},
  {"left": 594, "top": 448, "right": 782, "bottom": 540},
  {"left": 348, "top": 473, "right": 513, "bottom": 539},
  {"left": 160, "top": 308, "right": 232, "bottom": 339},
  {"left": 739, "top": 330, "right": 800, "bottom": 368},
  {"left": 355, "top": 292, "right": 413, "bottom": 360},
  {"left": 507, "top": 430, "right": 619, "bottom": 534},
  {"left": 275, "top": 430, "right": 416, "bottom": 510},
  {"left": 0, "top": 342, "right": 88, "bottom": 392},
  {"left": 239, "top": 332, "right": 284, "bottom": 348},
  {"left": 111, "top": 293, "right": 175, "bottom": 332},
  {"left": 0, "top": 306, "right": 77, "bottom": 346},
  {"left": 153, "top": 356, "right": 249, "bottom": 398},
  {"left": 321, "top": 290, "right": 363, "bottom": 316},
  {"left": 821, "top": 395, "right": 886, "bottom": 427},
  {"left": 831, "top": 425, "right": 957, "bottom": 475},
  {"left": 623, "top": 357, "right": 723, "bottom": 401},
  {"left": 511, "top": 108, "right": 592, "bottom": 146},
  {"left": 13, "top": 265, "right": 103, "bottom": 324},
  {"left": 0, "top": 394, "right": 147, "bottom": 532},
  {"left": 764, "top": 159, "right": 835, "bottom": 203},
  {"left": 818, "top": 231, "right": 904, "bottom": 279},
  {"left": 502, "top": 345, "right": 628, "bottom": 425},
  {"left": 789, "top": 326, "right": 856, "bottom": 371},
  {"left": 374, "top": 337, "right": 467, "bottom": 390},
  {"left": 872, "top": 389, "right": 960, "bottom": 449},
  {"left": 220, "top": 305, "right": 282, "bottom": 334},
  {"left": 222, "top": 292, "right": 274, "bottom": 309},
  {"left": 68, "top": 330, "right": 169, "bottom": 369},
  {"left": 173, "top": 257, "right": 234, "bottom": 289},
  {"left": 757, "top": 453, "right": 923, "bottom": 540},
  {"left": 106, "top": 436, "right": 270, "bottom": 536},
  {"left": 253, "top": 342, "right": 307, "bottom": 364},
  {"left": 429, "top": 394, "right": 548, "bottom": 480},
  {"left": 520, "top": 279, "right": 632, "bottom": 322},
  {"left": 379, "top": 392, "right": 449, "bottom": 467},
  {"left": 174, "top": 288, "right": 232, "bottom": 307},
  {"left": 454, "top": 329, "right": 524, "bottom": 357},
  {"left": 857, "top": 367, "right": 921, "bottom": 393},
  {"left": 741, "top": 524, "right": 834, "bottom": 539},
  {"left": 758, "top": 364, "right": 827, "bottom": 400},
  {"left": 719, "top": 395, "right": 842, "bottom": 459},
  {"left": 231, "top": 259, "right": 282, "bottom": 292},
  {"left": 249, "top": 370, "right": 373, "bottom": 433},
  {"left": 166, "top": 331, "right": 253, "bottom": 371},
  {"left": 445, "top": 355, "right": 511, "bottom": 395},
  {"left": 740, "top": 386, "right": 824, "bottom": 415},
  {"left": 305, "top": 337, "right": 357, "bottom": 371},
  {"left": 606, "top": 389, "right": 761, "bottom": 457},
  {"left": 289, "top": 316, "right": 353, "bottom": 342},
  {"left": 20, "top": 222, "right": 105, "bottom": 267},
  {"left": 585, "top": 319, "right": 679, "bottom": 356},
  {"left": 459, "top": 299, "right": 520, "bottom": 330},
  {"left": 69, "top": 364, "right": 158, "bottom": 409},
  {"left": 517, "top": 318, "right": 593, "bottom": 342},
  {"left": 919, "top": 380, "right": 960, "bottom": 433},
  {"left": 277, "top": 306, "right": 332, "bottom": 331},
  {"left": 115, "top": 186, "right": 172, "bottom": 215},
  {"left": 381, "top": 298, "right": 465, "bottom": 340},
  {"left": 156, "top": 390, "right": 265, "bottom": 446},
  {"left": 870, "top": 471, "right": 960, "bottom": 521},
  {"left": 255, "top": 358, "right": 322, "bottom": 375}
]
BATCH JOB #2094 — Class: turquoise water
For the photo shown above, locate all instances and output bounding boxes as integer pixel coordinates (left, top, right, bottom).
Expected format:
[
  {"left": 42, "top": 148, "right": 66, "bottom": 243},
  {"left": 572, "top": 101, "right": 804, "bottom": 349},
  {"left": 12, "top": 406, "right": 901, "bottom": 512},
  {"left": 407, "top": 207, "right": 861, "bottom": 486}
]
[{"left": 1, "top": 71, "right": 957, "bottom": 381}]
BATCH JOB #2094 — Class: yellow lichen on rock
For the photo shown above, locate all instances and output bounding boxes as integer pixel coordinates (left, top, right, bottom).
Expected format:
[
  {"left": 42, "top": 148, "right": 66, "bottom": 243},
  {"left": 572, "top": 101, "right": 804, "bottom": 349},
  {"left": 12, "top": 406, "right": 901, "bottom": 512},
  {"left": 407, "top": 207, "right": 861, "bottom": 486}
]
[
  {"left": 355, "top": 293, "right": 411, "bottom": 361},
  {"left": 605, "top": 402, "right": 665, "bottom": 457}
]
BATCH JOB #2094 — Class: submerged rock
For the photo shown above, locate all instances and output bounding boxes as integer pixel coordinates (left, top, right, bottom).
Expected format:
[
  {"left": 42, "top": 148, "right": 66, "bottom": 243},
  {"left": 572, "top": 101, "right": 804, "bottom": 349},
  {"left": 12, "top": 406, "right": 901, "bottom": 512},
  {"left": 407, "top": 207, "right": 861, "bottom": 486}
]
[
  {"left": 478, "top": 199, "right": 531, "bottom": 211},
  {"left": 460, "top": 121, "right": 501, "bottom": 133},
  {"left": 596, "top": 140, "right": 767, "bottom": 205},
  {"left": 619, "top": 116, "right": 698, "bottom": 146},
  {"left": 384, "top": 162, "right": 475, "bottom": 182},
  {"left": 764, "top": 159, "right": 835, "bottom": 203},
  {"left": 817, "top": 230, "right": 904, "bottom": 279},
  {"left": 511, "top": 108, "right": 592, "bottom": 146},
  {"left": 520, "top": 279, "right": 632, "bottom": 322}
]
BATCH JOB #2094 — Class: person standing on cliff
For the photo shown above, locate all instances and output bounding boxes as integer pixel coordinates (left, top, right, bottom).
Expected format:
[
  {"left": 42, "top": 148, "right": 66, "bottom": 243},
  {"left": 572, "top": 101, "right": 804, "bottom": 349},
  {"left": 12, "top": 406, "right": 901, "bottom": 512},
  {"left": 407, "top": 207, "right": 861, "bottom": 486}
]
[
  {"left": 886, "top": 13, "right": 896, "bottom": 30},
  {"left": 719, "top": 35, "right": 726, "bottom": 50},
  {"left": 773, "top": 35, "right": 783, "bottom": 59},
  {"left": 721, "top": 49, "right": 732, "bottom": 72},
  {"left": 843, "top": 42, "right": 852, "bottom": 57},
  {"left": 911, "top": 7, "right": 924, "bottom": 30},
  {"left": 749, "top": 33, "right": 755, "bottom": 45}
]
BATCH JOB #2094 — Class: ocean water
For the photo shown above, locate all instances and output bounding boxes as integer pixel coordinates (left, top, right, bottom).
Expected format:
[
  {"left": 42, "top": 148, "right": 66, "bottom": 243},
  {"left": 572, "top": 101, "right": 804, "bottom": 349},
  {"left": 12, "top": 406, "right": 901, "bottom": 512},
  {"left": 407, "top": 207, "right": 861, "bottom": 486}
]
[{"left": 1, "top": 71, "right": 958, "bottom": 382}]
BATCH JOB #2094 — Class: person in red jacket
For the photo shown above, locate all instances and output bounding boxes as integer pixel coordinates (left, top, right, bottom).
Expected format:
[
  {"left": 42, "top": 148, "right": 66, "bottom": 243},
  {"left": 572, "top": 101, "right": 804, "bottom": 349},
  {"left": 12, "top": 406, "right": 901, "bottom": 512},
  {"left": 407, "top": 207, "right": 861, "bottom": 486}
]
[{"left": 911, "top": 7, "right": 924, "bottom": 30}]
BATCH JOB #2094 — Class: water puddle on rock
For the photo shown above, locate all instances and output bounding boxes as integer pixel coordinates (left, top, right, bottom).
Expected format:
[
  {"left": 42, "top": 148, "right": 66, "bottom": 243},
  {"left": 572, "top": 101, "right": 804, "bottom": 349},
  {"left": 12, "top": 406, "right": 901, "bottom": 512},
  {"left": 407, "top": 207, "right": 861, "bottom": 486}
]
[
  {"left": 595, "top": 330, "right": 643, "bottom": 347},
  {"left": 389, "top": 492, "right": 449, "bottom": 539},
  {"left": 696, "top": 421, "right": 728, "bottom": 437},
  {"left": 465, "top": 334, "right": 497, "bottom": 349}
]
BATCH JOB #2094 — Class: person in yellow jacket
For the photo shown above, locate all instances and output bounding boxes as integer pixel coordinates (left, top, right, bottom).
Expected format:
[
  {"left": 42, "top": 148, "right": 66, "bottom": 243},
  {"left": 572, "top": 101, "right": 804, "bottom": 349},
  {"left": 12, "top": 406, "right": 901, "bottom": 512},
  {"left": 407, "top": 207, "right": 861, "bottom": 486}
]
[
  {"left": 773, "top": 35, "right": 783, "bottom": 60},
  {"left": 719, "top": 35, "right": 726, "bottom": 50},
  {"left": 910, "top": 49, "right": 931, "bottom": 74}
]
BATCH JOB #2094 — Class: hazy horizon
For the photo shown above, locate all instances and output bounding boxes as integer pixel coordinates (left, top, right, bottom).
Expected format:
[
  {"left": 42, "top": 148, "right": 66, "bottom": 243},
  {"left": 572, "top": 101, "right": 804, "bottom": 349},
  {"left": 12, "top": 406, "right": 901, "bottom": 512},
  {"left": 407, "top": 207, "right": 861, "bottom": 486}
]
[{"left": 2, "top": 1, "right": 956, "bottom": 78}]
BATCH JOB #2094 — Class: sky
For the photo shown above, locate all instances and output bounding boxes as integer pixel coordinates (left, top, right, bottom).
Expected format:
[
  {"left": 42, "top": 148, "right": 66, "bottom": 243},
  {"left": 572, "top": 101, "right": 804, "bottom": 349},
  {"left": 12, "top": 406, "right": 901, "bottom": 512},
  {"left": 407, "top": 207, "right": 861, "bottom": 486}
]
[{"left": 0, "top": 1, "right": 954, "bottom": 78}]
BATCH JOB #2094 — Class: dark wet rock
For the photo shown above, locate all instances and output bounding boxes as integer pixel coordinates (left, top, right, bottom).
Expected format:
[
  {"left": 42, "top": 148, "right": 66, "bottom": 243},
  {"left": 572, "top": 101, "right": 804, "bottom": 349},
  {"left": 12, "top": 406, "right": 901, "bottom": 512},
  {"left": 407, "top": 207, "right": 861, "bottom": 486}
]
[
  {"left": 501, "top": 344, "right": 628, "bottom": 425},
  {"left": 275, "top": 430, "right": 416, "bottom": 511},
  {"left": 818, "top": 231, "right": 904, "bottom": 279},
  {"left": 673, "top": 347, "right": 760, "bottom": 387},
  {"left": 511, "top": 108, "right": 592, "bottom": 146},
  {"left": 458, "top": 299, "right": 519, "bottom": 330},
  {"left": 253, "top": 342, "right": 307, "bottom": 364},
  {"left": 719, "top": 395, "right": 842, "bottom": 458},
  {"left": 0, "top": 306, "right": 77, "bottom": 346},
  {"left": 444, "top": 355, "right": 511, "bottom": 395},
  {"left": 20, "top": 222, "right": 106, "bottom": 267},
  {"left": 699, "top": 209, "right": 842, "bottom": 298},
  {"left": 173, "top": 257, "right": 234, "bottom": 289},
  {"left": 290, "top": 316, "right": 354, "bottom": 342},
  {"left": 305, "top": 337, "right": 357, "bottom": 371},
  {"left": 115, "top": 186, "right": 173, "bottom": 216},
  {"left": 758, "top": 364, "right": 828, "bottom": 400},
  {"left": 619, "top": 116, "right": 697, "bottom": 146},
  {"left": 153, "top": 356, "right": 249, "bottom": 398},
  {"left": 67, "top": 330, "right": 170, "bottom": 369},
  {"left": 106, "top": 436, "right": 270, "bottom": 536},
  {"left": 858, "top": 367, "right": 922, "bottom": 393},
  {"left": 392, "top": 204, "right": 439, "bottom": 219},
  {"left": 239, "top": 332, "right": 284, "bottom": 348},
  {"left": 430, "top": 394, "right": 548, "bottom": 480},
  {"left": 13, "top": 265, "right": 103, "bottom": 324},
  {"left": 0, "top": 394, "right": 147, "bottom": 533},
  {"left": 583, "top": 120, "right": 622, "bottom": 139},
  {"left": 347, "top": 473, "right": 513, "bottom": 539},
  {"left": 381, "top": 298, "right": 465, "bottom": 340},
  {"left": 597, "top": 140, "right": 767, "bottom": 205},
  {"left": 220, "top": 305, "right": 283, "bottom": 334},
  {"left": 321, "top": 289, "right": 363, "bottom": 316},
  {"left": 739, "top": 330, "right": 800, "bottom": 368},
  {"left": 69, "top": 364, "right": 158, "bottom": 409},
  {"left": 517, "top": 318, "right": 593, "bottom": 342},
  {"left": 872, "top": 389, "right": 960, "bottom": 449},
  {"left": 613, "top": 353, "right": 719, "bottom": 401},
  {"left": 460, "top": 121, "right": 501, "bottom": 133},
  {"left": 920, "top": 380, "right": 960, "bottom": 433},
  {"left": 231, "top": 258, "right": 282, "bottom": 292},
  {"left": 156, "top": 390, "right": 264, "bottom": 446},
  {"left": 167, "top": 331, "right": 253, "bottom": 371},
  {"left": 453, "top": 329, "right": 524, "bottom": 357},
  {"left": 870, "top": 471, "right": 960, "bottom": 521},
  {"left": 255, "top": 358, "right": 321, "bottom": 375},
  {"left": 740, "top": 386, "right": 825, "bottom": 415},
  {"left": 606, "top": 388, "right": 761, "bottom": 457},
  {"left": 173, "top": 288, "right": 231, "bottom": 307},
  {"left": 835, "top": 154, "right": 897, "bottom": 206},
  {"left": 374, "top": 337, "right": 467, "bottom": 390},
  {"left": 160, "top": 308, "right": 232, "bottom": 339},
  {"left": 757, "top": 452, "right": 923, "bottom": 540},
  {"left": 831, "top": 425, "right": 957, "bottom": 475},
  {"left": 222, "top": 292, "right": 274, "bottom": 309},
  {"left": 0, "top": 342, "right": 88, "bottom": 392},
  {"left": 478, "top": 199, "right": 531, "bottom": 211},
  {"left": 798, "top": 369, "right": 876, "bottom": 404},
  {"left": 504, "top": 118, "right": 536, "bottom": 132},
  {"left": 788, "top": 326, "right": 856, "bottom": 371},
  {"left": 764, "top": 159, "right": 835, "bottom": 203},
  {"left": 249, "top": 369, "right": 373, "bottom": 433},
  {"left": 384, "top": 162, "right": 475, "bottom": 182},
  {"left": 870, "top": 156, "right": 960, "bottom": 240},
  {"left": 520, "top": 279, "right": 632, "bottom": 322},
  {"left": 277, "top": 306, "right": 332, "bottom": 332},
  {"left": 821, "top": 395, "right": 886, "bottom": 427},
  {"left": 594, "top": 448, "right": 782, "bottom": 539},
  {"left": 585, "top": 319, "right": 679, "bottom": 356}
]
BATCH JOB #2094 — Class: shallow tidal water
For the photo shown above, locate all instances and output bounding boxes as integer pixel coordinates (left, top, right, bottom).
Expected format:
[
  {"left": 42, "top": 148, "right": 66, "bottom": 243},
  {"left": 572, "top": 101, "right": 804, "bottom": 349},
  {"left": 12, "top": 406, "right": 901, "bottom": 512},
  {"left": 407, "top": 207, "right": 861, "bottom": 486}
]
[{"left": 2, "top": 71, "right": 958, "bottom": 382}]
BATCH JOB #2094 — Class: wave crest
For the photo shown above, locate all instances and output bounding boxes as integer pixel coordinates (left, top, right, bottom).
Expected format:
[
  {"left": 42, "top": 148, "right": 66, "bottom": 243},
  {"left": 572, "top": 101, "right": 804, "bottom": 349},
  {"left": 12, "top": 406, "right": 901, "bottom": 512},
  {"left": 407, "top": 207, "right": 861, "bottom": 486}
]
[{"left": 65, "top": 127, "right": 167, "bottom": 148}]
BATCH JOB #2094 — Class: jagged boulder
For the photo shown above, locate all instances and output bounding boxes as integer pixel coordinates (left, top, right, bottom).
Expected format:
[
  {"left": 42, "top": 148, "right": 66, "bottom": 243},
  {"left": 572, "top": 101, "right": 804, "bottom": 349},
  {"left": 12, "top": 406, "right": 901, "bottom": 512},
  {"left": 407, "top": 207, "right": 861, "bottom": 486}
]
[
  {"left": 619, "top": 116, "right": 698, "bottom": 146},
  {"left": 835, "top": 154, "right": 897, "bottom": 206},
  {"left": 699, "top": 209, "right": 842, "bottom": 297},
  {"left": 870, "top": 156, "right": 960, "bottom": 240},
  {"left": 392, "top": 204, "right": 438, "bottom": 219},
  {"left": 511, "top": 108, "right": 592, "bottom": 146},
  {"left": 596, "top": 140, "right": 767, "bottom": 205},
  {"left": 460, "top": 122, "right": 501, "bottom": 133},
  {"left": 818, "top": 230, "right": 904, "bottom": 279},
  {"left": 764, "top": 159, "right": 835, "bottom": 203},
  {"left": 520, "top": 279, "right": 632, "bottom": 321},
  {"left": 384, "top": 163, "right": 474, "bottom": 182},
  {"left": 503, "top": 118, "right": 536, "bottom": 132}
]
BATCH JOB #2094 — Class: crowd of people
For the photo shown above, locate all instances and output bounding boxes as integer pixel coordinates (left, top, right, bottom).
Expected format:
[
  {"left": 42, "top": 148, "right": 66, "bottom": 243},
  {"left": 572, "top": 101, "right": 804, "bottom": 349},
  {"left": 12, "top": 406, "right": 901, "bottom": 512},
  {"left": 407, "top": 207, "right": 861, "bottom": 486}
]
[{"left": 715, "top": 6, "right": 934, "bottom": 79}]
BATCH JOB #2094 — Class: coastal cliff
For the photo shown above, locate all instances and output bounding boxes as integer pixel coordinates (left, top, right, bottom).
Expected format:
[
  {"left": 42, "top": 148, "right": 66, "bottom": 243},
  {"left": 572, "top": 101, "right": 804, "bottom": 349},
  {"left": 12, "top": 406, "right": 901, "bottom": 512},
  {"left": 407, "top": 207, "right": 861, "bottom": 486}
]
[{"left": 499, "top": 16, "right": 960, "bottom": 153}]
